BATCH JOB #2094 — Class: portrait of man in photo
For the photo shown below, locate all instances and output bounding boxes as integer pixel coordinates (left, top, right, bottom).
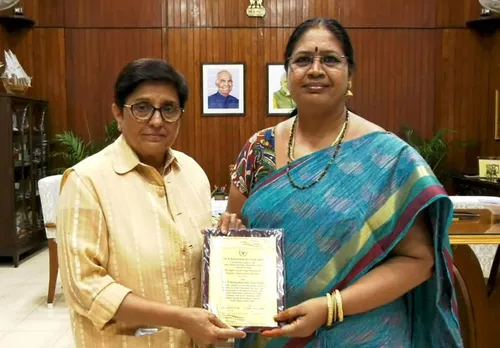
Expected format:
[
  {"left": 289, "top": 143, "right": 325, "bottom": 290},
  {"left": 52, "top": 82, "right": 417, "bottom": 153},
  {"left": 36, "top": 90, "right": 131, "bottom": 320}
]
[
  {"left": 208, "top": 70, "right": 239, "bottom": 109},
  {"left": 202, "top": 63, "right": 244, "bottom": 115}
]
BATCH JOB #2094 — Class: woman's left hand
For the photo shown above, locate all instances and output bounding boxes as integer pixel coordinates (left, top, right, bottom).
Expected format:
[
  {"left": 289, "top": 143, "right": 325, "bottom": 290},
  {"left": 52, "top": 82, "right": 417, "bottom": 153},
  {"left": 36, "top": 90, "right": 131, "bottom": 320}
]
[{"left": 261, "top": 297, "right": 327, "bottom": 338}]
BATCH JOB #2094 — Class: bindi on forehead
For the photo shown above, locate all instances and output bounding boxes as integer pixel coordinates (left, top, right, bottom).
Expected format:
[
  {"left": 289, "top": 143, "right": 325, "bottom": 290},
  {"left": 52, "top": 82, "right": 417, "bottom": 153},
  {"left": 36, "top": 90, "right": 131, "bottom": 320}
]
[{"left": 315, "top": 46, "right": 318, "bottom": 53}]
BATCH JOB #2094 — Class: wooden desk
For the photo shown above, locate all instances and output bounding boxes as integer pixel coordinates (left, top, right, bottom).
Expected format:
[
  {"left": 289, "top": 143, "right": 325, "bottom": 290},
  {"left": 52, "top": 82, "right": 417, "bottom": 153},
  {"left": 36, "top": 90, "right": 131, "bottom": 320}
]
[{"left": 449, "top": 211, "right": 500, "bottom": 348}]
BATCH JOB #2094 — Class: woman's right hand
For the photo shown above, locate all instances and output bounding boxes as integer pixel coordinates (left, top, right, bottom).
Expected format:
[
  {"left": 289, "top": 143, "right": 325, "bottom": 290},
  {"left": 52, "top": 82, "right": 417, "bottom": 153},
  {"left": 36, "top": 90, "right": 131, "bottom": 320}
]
[
  {"left": 217, "top": 212, "right": 245, "bottom": 234},
  {"left": 179, "top": 308, "right": 246, "bottom": 346}
]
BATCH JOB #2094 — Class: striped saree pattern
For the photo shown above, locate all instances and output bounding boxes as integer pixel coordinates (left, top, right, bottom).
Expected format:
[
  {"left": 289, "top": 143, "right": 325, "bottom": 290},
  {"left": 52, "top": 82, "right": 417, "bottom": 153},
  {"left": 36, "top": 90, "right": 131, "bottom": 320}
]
[{"left": 235, "top": 132, "right": 462, "bottom": 348}]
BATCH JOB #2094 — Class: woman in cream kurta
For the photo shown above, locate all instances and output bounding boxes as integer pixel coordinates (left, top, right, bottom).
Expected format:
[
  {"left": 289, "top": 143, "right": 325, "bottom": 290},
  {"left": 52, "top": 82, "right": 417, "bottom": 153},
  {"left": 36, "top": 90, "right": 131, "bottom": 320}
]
[{"left": 57, "top": 58, "right": 245, "bottom": 348}]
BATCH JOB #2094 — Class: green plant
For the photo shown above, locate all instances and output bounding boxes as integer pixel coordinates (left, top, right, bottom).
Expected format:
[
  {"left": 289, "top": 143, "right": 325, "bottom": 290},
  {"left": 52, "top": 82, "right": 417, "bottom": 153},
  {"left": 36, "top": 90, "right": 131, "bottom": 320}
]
[
  {"left": 104, "top": 119, "right": 120, "bottom": 146},
  {"left": 51, "top": 131, "right": 94, "bottom": 174},
  {"left": 400, "top": 125, "right": 475, "bottom": 182},
  {"left": 51, "top": 120, "right": 120, "bottom": 174}
]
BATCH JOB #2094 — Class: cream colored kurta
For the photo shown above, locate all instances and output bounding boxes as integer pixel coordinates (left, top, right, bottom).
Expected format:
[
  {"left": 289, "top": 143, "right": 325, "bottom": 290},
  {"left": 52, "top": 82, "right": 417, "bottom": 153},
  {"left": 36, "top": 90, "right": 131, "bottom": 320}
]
[{"left": 57, "top": 135, "right": 212, "bottom": 347}]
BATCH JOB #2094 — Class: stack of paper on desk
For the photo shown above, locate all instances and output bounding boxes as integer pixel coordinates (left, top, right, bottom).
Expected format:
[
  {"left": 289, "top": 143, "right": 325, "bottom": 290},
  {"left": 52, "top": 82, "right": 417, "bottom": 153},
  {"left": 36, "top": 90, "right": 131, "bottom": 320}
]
[{"left": 449, "top": 196, "right": 500, "bottom": 210}]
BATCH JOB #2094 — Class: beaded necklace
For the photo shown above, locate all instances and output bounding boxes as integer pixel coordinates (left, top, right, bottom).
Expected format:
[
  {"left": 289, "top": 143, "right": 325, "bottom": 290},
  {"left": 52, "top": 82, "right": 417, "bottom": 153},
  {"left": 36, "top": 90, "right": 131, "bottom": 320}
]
[{"left": 286, "top": 110, "right": 349, "bottom": 190}]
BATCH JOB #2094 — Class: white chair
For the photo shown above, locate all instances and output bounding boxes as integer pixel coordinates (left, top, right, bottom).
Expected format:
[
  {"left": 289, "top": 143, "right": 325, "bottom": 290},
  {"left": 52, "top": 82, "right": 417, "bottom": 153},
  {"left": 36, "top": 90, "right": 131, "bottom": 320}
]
[{"left": 38, "top": 174, "right": 63, "bottom": 308}]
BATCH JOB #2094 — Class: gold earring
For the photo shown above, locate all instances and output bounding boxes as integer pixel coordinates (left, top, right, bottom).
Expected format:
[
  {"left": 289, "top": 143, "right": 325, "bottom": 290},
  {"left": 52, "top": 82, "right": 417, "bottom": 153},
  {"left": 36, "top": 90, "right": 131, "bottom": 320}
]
[{"left": 346, "top": 81, "right": 353, "bottom": 97}]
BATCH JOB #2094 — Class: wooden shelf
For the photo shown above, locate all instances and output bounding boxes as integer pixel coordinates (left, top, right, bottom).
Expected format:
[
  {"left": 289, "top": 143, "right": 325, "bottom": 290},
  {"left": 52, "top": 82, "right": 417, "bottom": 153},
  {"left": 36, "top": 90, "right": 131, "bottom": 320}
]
[
  {"left": 466, "top": 16, "right": 500, "bottom": 35},
  {"left": 0, "top": 15, "right": 35, "bottom": 31}
]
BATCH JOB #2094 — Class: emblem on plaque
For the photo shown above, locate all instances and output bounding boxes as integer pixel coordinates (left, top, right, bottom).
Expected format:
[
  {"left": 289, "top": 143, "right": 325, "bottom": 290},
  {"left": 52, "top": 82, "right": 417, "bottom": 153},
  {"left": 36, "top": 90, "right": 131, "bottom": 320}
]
[{"left": 246, "top": 0, "right": 266, "bottom": 18}]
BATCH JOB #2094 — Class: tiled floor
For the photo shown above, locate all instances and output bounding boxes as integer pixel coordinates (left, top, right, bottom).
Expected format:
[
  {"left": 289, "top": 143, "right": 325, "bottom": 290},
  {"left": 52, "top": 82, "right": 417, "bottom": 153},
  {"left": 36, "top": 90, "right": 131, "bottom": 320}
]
[
  {"left": 0, "top": 249, "right": 234, "bottom": 348},
  {"left": 0, "top": 248, "right": 74, "bottom": 348}
]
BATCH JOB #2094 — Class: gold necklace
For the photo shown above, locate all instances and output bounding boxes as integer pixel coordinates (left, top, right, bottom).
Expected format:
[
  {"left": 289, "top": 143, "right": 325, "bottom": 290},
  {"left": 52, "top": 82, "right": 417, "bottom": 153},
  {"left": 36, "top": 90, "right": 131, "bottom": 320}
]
[
  {"left": 286, "top": 110, "right": 349, "bottom": 190},
  {"left": 289, "top": 113, "right": 349, "bottom": 161}
]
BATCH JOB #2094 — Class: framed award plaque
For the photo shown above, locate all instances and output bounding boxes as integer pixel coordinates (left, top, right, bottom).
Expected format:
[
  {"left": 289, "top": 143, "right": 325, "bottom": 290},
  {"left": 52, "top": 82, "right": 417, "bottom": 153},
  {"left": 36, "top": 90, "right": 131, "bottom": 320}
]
[{"left": 201, "top": 228, "right": 286, "bottom": 332}]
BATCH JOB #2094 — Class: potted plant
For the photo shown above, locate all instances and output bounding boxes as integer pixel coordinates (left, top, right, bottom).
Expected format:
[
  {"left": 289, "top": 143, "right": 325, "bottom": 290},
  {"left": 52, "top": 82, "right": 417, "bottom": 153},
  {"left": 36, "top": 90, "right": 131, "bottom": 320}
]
[
  {"left": 400, "top": 125, "right": 476, "bottom": 184},
  {"left": 51, "top": 120, "right": 120, "bottom": 173}
]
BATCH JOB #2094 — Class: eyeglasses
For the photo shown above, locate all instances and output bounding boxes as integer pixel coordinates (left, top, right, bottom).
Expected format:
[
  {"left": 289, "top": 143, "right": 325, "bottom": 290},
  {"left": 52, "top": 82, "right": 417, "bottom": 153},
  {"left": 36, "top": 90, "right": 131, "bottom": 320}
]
[
  {"left": 288, "top": 53, "right": 347, "bottom": 71},
  {"left": 124, "top": 102, "right": 184, "bottom": 123}
]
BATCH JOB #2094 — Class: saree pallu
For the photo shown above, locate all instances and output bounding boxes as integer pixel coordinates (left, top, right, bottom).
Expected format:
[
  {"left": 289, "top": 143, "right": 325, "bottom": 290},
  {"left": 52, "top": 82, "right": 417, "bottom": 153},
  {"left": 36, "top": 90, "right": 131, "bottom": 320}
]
[{"left": 235, "top": 132, "right": 463, "bottom": 348}]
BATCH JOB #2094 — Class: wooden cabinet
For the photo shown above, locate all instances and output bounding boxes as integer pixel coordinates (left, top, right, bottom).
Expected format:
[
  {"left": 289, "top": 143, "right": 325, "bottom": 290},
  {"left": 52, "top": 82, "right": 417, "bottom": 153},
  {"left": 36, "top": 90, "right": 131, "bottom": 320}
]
[
  {"left": 453, "top": 176, "right": 500, "bottom": 196},
  {"left": 0, "top": 94, "right": 50, "bottom": 267}
]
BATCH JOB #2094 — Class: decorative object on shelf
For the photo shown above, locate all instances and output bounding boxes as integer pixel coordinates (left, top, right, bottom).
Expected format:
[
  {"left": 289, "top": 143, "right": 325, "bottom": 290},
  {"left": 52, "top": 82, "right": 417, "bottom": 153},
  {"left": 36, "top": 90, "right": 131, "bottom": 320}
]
[
  {"left": 478, "top": 156, "right": 500, "bottom": 180},
  {"left": 39, "top": 105, "right": 47, "bottom": 133},
  {"left": 11, "top": 110, "right": 17, "bottom": 131},
  {"left": 1, "top": 50, "right": 32, "bottom": 95},
  {"left": 246, "top": 0, "right": 266, "bottom": 18},
  {"left": 20, "top": 104, "right": 29, "bottom": 130}
]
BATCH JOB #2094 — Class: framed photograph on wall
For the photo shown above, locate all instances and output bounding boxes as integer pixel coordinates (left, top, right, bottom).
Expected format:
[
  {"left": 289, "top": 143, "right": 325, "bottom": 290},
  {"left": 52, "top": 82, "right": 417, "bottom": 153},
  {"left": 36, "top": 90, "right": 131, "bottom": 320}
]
[
  {"left": 202, "top": 63, "right": 245, "bottom": 115},
  {"left": 267, "top": 64, "right": 296, "bottom": 115}
]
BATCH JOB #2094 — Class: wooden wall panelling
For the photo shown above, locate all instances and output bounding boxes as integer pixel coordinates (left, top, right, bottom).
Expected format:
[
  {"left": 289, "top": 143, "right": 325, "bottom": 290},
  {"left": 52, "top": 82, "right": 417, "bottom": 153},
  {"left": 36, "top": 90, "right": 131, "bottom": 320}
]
[
  {"left": 482, "top": 34, "right": 500, "bottom": 157},
  {"left": 435, "top": 30, "right": 491, "bottom": 174},
  {"left": 166, "top": 28, "right": 292, "bottom": 186},
  {"left": 31, "top": 29, "right": 67, "bottom": 134},
  {"left": 166, "top": 0, "right": 342, "bottom": 28},
  {"left": 165, "top": 28, "right": 205, "bottom": 176},
  {"left": 0, "top": 26, "right": 6, "bottom": 56},
  {"left": 0, "top": 0, "right": 494, "bottom": 188},
  {"left": 21, "top": 0, "right": 66, "bottom": 27},
  {"left": 193, "top": 27, "right": 203, "bottom": 172},
  {"left": 348, "top": 29, "right": 436, "bottom": 137},
  {"left": 65, "top": 29, "right": 100, "bottom": 141},
  {"left": 64, "top": 0, "right": 163, "bottom": 28},
  {"left": 97, "top": 29, "right": 164, "bottom": 133},
  {"left": 338, "top": 0, "right": 436, "bottom": 27},
  {"left": 436, "top": 0, "right": 482, "bottom": 28},
  {"left": 65, "top": 29, "right": 163, "bottom": 141},
  {"left": 166, "top": 27, "right": 439, "bottom": 187}
]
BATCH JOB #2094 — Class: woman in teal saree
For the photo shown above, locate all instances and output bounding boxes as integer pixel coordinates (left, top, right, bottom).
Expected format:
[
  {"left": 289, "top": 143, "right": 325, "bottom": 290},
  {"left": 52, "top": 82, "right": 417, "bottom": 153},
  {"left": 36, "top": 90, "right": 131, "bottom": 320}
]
[{"left": 220, "top": 18, "right": 463, "bottom": 348}]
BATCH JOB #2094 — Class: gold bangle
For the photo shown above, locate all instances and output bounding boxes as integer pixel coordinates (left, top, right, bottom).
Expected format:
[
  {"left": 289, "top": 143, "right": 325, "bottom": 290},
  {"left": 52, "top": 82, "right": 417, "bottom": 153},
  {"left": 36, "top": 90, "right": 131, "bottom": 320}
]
[
  {"left": 334, "top": 289, "right": 344, "bottom": 323},
  {"left": 332, "top": 291, "right": 337, "bottom": 323},
  {"left": 326, "top": 293, "right": 334, "bottom": 326}
]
